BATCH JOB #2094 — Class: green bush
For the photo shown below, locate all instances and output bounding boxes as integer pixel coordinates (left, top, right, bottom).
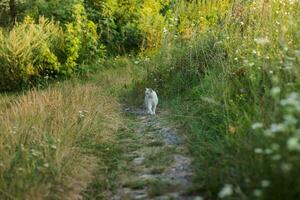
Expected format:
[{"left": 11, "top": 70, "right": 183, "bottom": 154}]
[
  {"left": 64, "top": 3, "right": 105, "bottom": 74},
  {"left": 0, "top": 17, "right": 63, "bottom": 91}
]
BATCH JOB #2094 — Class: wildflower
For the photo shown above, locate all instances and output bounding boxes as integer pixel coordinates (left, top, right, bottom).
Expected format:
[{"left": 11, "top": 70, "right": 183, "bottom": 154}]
[
  {"left": 284, "top": 115, "right": 298, "bottom": 125},
  {"left": 254, "top": 148, "right": 263, "bottom": 154},
  {"left": 17, "top": 167, "right": 24, "bottom": 172},
  {"left": 281, "top": 163, "right": 292, "bottom": 172},
  {"left": 134, "top": 60, "right": 139, "bottom": 64},
  {"left": 261, "top": 180, "right": 270, "bottom": 187},
  {"left": 30, "top": 149, "right": 40, "bottom": 157},
  {"left": 44, "top": 163, "right": 49, "bottom": 168},
  {"left": 50, "top": 145, "right": 57, "bottom": 150},
  {"left": 249, "top": 62, "right": 255, "bottom": 67},
  {"left": 264, "top": 148, "right": 272, "bottom": 154},
  {"left": 234, "top": 57, "right": 238, "bottom": 61},
  {"left": 270, "top": 87, "right": 281, "bottom": 97},
  {"left": 79, "top": 110, "right": 85, "bottom": 118},
  {"left": 253, "top": 189, "right": 262, "bottom": 197},
  {"left": 252, "top": 50, "right": 257, "bottom": 54},
  {"left": 218, "top": 184, "right": 233, "bottom": 198},
  {"left": 269, "top": 70, "right": 273, "bottom": 74},
  {"left": 280, "top": 93, "right": 300, "bottom": 111},
  {"left": 251, "top": 122, "right": 263, "bottom": 130},
  {"left": 254, "top": 37, "right": 270, "bottom": 45},
  {"left": 79, "top": 110, "right": 88, "bottom": 119},
  {"left": 163, "top": 27, "right": 168, "bottom": 34},
  {"left": 287, "top": 137, "right": 300, "bottom": 151},
  {"left": 270, "top": 123, "right": 285, "bottom": 133}
]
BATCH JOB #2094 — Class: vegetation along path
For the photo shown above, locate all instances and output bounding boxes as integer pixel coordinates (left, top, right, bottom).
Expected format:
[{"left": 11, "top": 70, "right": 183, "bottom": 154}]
[{"left": 112, "top": 107, "right": 197, "bottom": 200}]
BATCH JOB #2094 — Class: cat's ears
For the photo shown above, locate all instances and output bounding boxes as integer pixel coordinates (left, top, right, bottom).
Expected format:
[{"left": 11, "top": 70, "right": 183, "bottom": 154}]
[{"left": 145, "top": 88, "right": 152, "bottom": 92}]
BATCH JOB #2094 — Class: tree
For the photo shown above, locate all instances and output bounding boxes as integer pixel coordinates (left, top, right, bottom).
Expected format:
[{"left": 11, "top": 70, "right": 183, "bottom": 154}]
[{"left": 9, "top": 0, "right": 17, "bottom": 25}]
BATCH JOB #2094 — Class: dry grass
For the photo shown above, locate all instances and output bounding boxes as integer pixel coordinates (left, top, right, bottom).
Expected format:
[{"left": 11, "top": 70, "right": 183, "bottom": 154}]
[{"left": 0, "top": 80, "right": 123, "bottom": 199}]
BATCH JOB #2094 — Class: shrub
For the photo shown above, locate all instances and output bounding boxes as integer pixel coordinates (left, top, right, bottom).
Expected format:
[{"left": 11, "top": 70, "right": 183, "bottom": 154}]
[
  {"left": 0, "top": 17, "right": 63, "bottom": 91},
  {"left": 64, "top": 3, "right": 105, "bottom": 74}
]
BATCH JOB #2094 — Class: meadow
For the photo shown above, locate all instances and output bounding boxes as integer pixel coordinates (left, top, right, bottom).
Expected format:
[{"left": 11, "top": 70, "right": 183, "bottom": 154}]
[{"left": 0, "top": 0, "right": 300, "bottom": 199}]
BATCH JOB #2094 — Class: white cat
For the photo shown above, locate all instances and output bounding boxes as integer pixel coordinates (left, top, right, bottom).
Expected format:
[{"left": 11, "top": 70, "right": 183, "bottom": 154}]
[{"left": 144, "top": 88, "right": 158, "bottom": 115}]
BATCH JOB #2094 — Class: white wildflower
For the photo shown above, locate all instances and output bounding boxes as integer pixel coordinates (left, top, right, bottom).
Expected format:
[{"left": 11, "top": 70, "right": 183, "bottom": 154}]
[
  {"left": 254, "top": 148, "right": 263, "bottom": 154},
  {"left": 270, "top": 87, "right": 281, "bottom": 97},
  {"left": 218, "top": 184, "right": 233, "bottom": 198},
  {"left": 287, "top": 137, "right": 300, "bottom": 151},
  {"left": 253, "top": 189, "right": 262, "bottom": 197},
  {"left": 284, "top": 115, "right": 298, "bottom": 125},
  {"left": 17, "top": 167, "right": 24, "bottom": 171},
  {"left": 44, "top": 163, "right": 49, "bottom": 168},
  {"left": 270, "top": 123, "right": 285, "bottom": 133},
  {"left": 254, "top": 37, "right": 270, "bottom": 45},
  {"left": 280, "top": 93, "right": 300, "bottom": 111},
  {"left": 261, "top": 180, "right": 270, "bottom": 187},
  {"left": 281, "top": 163, "right": 292, "bottom": 172},
  {"left": 264, "top": 148, "right": 272, "bottom": 154},
  {"left": 163, "top": 27, "right": 168, "bottom": 34},
  {"left": 251, "top": 122, "right": 263, "bottom": 130}
]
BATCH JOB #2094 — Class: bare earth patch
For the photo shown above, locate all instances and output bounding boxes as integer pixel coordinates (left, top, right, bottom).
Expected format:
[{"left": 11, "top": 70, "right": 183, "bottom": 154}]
[{"left": 112, "top": 108, "right": 197, "bottom": 200}]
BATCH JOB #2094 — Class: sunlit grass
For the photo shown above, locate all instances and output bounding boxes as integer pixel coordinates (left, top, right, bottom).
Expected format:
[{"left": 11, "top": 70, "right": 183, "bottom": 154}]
[
  {"left": 137, "top": 0, "right": 300, "bottom": 199},
  {"left": 0, "top": 76, "right": 123, "bottom": 199}
]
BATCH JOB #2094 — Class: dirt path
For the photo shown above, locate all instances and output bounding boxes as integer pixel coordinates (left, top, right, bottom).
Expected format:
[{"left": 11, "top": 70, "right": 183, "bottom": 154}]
[{"left": 112, "top": 107, "right": 197, "bottom": 200}]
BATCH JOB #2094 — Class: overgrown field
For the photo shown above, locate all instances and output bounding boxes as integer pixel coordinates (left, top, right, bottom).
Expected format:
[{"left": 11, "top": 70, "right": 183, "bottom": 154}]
[
  {"left": 137, "top": 0, "right": 300, "bottom": 199},
  {"left": 0, "top": 73, "right": 124, "bottom": 199},
  {"left": 1, "top": 0, "right": 300, "bottom": 199}
]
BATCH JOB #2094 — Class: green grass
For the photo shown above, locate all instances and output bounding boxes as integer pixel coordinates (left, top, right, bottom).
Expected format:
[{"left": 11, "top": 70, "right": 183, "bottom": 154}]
[
  {"left": 0, "top": 56, "right": 141, "bottom": 199},
  {"left": 133, "top": 1, "right": 300, "bottom": 199}
]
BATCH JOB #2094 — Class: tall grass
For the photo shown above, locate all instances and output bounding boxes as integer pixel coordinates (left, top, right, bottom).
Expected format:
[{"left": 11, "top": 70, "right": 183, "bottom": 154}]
[
  {"left": 138, "top": 0, "right": 300, "bottom": 199},
  {"left": 0, "top": 79, "right": 122, "bottom": 199}
]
